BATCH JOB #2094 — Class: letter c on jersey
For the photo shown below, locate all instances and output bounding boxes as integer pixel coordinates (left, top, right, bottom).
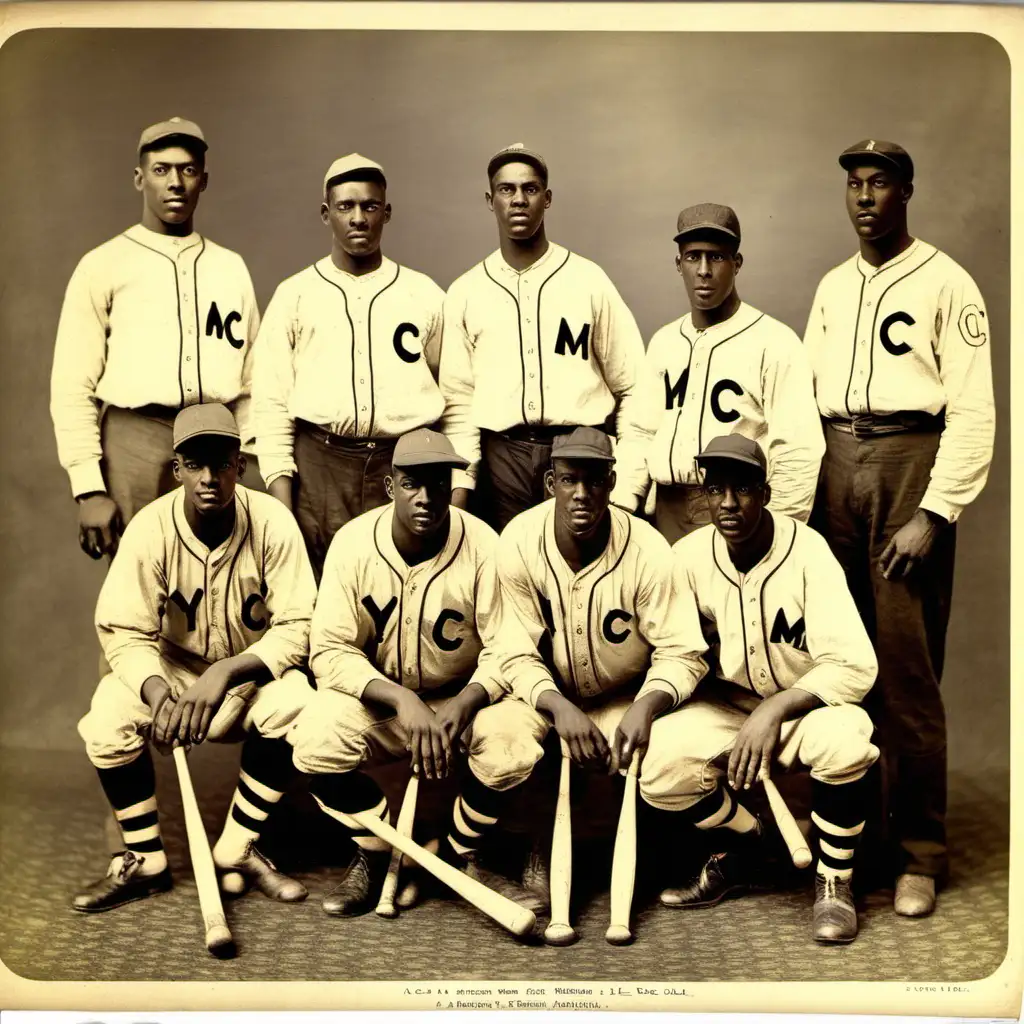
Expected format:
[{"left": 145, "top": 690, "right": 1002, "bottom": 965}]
[
  {"left": 958, "top": 305, "right": 988, "bottom": 347},
  {"left": 393, "top": 323, "right": 422, "bottom": 364},
  {"left": 432, "top": 609, "right": 465, "bottom": 652},
  {"left": 602, "top": 609, "right": 633, "bottom": 644},
  {"left": 880, "top": 311, "right": 914, "bottom": 356},
  {"left": 710, "top": 379, "right": 743, "bottom": 423},
  {"left": 242, "top": 580, "right": 269, "bottom": 631}
]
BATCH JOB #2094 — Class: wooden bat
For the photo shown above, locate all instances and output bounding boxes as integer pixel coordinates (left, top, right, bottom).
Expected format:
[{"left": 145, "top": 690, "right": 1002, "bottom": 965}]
[
  {"left": 606, "top": 749, "right": 642, "bottom": 945},
  {"left": 376, "top": 770, "right": 420, "bottom": 918},
  {"left": 352, "top": 807, "right": 536, "bottom": 937},
  {"left": 544, "top": 738, "right": 577, "bottom": 946},
  {"left": 763, "top": 776, "right": 813, "bottom": 869},
  {"left": 173, "top": 746, "right": 237, "bottom": 958}
]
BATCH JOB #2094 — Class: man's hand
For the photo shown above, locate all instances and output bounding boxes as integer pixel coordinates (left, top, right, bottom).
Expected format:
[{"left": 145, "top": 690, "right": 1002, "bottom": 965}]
[
  {"left": 878, "top": 508, "right": 944, "bottom": 581},
  {"left": 268, "top": 476, "right": 294, "bottom": 513},
  {"left": 142, "top": 676, "right": 178, "bottom": 753},
  {"left": 435, "top": 683, "right": 488, "bottom": 755},
  {"left": 728, "top": 699, "right": 785, "bottom": 792},
  {"left": 547, "top": 697, "right": 610, "bottom": 771},
  {"left": 451, "top": 487, "right": 472, "bottom": 512},
  {"left": 395, "top": 689, "right": 453, "bottom": 781},
  {"left": 165, "top": 662, "right": 236, "bottom": 747},
  {"left": 610, "top": 691, "right": 672, "bottom": 775},
  {"left": 78, "top": 493, "right": 122, "bottom": 560}
]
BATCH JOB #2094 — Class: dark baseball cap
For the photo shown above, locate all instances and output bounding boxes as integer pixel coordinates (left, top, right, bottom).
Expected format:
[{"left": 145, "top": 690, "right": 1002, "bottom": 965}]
[
  {"left": 173, "top": 403, "right": 240, "bottom": 451},
  {"left": 695, "top": 434, "right": 767, "bottom": 477},
  {"left": 551, "top": 427, "right": 614, "bottom": 462},
  {"left": 838, "top": 139, "right": 914, "bottom": 182},
  {"left": 487, "top": 142, "right": 549, "bottom": 183},
  {"left": 392, "top": 429, "right": 470, "bottom": 470},
  {"left": 138, "top": 116, "right": 207, "bottom": 156},
  {"left": 673, "top": 203, "right": 741, "bottom": 246}
]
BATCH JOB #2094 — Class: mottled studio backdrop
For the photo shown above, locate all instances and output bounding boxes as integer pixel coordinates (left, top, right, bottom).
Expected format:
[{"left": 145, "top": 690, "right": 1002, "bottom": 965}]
[{"left": 0, "top": 30, "right": 1010, "bottom": 775}]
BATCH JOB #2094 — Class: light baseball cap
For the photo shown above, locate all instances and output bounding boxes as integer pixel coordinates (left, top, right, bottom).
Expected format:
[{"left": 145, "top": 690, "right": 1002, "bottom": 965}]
[
  {"left": 138, "top": 116, "right": 207, "bottom": 156},
  {"left": 551, "top": 427, "right": 615, "bottom": 462},
  {"left": 694, "top": 434, "right": 767, "bottom": 476},
  {"left": 323, "top": 153, "right": 387, "bottom": 197},
  {"left": 173, "top": 403, "right": 240, "bottom": 451},
  {"left": 392, "top": 429, "right": 469, "bottom": 470},
  {"left": 487, "top": 142, "right": 549, "bottom": 183}
]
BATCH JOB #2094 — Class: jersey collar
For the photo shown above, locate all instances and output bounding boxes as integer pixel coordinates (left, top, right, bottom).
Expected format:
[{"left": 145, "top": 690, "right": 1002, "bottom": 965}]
[
  {"left": 679, "top": 301, "right": 762, "bottom": 344},
  {"left": 486, "top": 241, "right": 566, "bottom": 280},
  {"left": 316, "top": 254, "right": 397, "bottom": 287},
  {"left": 710, "top": 509, "right": 795, "bottom": 588},
  {"left": 125, "top": 222, "right": 202, "bottom": 255},
  {"left": 171, "top": 485, "right": 250, "bottom": 562},
  {"left": 854, "top": 238, "right": 934, "bottom": 280},
  {"left": 372, "top": 503, "right": 466, "bottom": 581},
  {"left": 542, "top": 500, "right": 630, "bottom": 585}
]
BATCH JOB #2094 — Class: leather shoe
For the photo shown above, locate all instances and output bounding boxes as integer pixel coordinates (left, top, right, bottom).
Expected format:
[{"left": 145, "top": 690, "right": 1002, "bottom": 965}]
[
  {"left": 894, "top": 873, "right": 936, "bottom": 917},
  {"left": 323, "top": 847, "right": 389, "bottom": 917},
  {"left": 72, "top": 851, "right": 172, "bottom": 913},
  {"left": 660, "top": 821, "right": 767, "bottom": 909},
  {"left": 813, "top": 873, "right": 858, "bottom": 943},
  {"left": 218, "top": 841, "right": 307, "bottom": 903}
]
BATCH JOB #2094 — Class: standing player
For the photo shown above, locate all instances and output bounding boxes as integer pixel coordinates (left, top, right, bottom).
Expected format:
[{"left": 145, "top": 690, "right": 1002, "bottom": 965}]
[
  {"left": 628, "top": 204, "right": 823, "bottom": 544},
  {"left": 804, "top": 140, "right": 995, "bottom": 917},
  {"left": 439, "top": 144, "right": 649, "bottom": 531},
  {"left": 51, "top": 118, "right": 260, "bottom": 559},
  {"left": 73, "top": 404, "right": 317, "bottom": 912},
  {"left": 254, "top": 154, "right": 446, "bottom": 575},
  {"left": 665, "top": 434, "right": 879, "bottom": 943}
]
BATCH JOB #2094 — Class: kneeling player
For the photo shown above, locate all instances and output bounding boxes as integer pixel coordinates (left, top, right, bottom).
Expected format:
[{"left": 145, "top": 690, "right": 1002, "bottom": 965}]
[
  {"left": 666, "top": 434, "right": 879, "bottom": 943},
  {"left": 291, "top": 429, "right": 540, "bottom": 918},
  {"left": 74, "top": 404, "right": 317, "bottom": 913}
]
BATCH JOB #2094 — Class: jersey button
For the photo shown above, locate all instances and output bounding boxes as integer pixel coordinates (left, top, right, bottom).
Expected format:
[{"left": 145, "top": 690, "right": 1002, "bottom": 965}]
[
  {"left": 866, "top": 301, "right": 872, "bottom": 308},
  {"left": 405, "top": 617, "right": 412, "bottom": 625},
  {"left": 759, "top": 670, "right": 767, "bottom": 680},
  {"left": 529, "top": 403, "right": 536, "bottom": 410},
  {"left": 576, "top": 627, "right": 583, "bottom": 635},
  {"left": 749, "top": 645, "right": 755, "bottom": 654}
]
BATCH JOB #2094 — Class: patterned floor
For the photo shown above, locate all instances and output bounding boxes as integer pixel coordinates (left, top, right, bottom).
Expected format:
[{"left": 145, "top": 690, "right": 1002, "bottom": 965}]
[{"left": 0, "top": 745, "right": 1009, "bottom": 983}]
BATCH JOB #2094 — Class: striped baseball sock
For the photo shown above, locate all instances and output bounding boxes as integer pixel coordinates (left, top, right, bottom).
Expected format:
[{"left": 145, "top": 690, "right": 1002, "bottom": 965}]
[
  {"left": 96, "top": 748, "right": 166, "bottom": 876},
  {"left": 811, "top": 777, "right": 866, "bottom": 882},
  {"left": 306, "top": 771, "right": 390, "bottom": 854},
  {"left": 447, "top": 773, "right": 508, "bottom": 860},
  {"left": 213, "top": 735, "right": 295, "bottom": 866},
  {"left": 686, "top": 784, "right": 760, "bottom": 835}
]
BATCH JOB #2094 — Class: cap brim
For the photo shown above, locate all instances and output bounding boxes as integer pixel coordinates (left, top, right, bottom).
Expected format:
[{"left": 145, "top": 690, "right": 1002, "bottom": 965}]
[
  {"left": 488, "top": 153, "right": 547, "bottom": 180},
  {"left": 174, "top": 428, "right": 240, "bottom": 451},
  {"left": 392, "top": 453, "right": 470, "bottom": 470},
  {"left": 140, "top": 133, "right": 208, "bottom": 154},
  {"left": 694, "top": 451, "right": 765, "bottom": 472},
  {"left": 838, "top": 151, "right": 904, "bottom": 173},
  {"left": 673, "top": 222, "right": 740, "bottom": 244}
]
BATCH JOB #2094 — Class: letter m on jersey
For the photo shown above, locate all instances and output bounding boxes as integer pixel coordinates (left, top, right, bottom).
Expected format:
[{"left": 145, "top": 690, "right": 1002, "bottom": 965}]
[
  {"left": 664, "top": 369, "right": 688, "bottom": 409},
  {"left": 770, "top": 608, "right": 808, "bottom": 653},
  {"left": 555, "top": 319, "right": 590, "bottom": 360}
]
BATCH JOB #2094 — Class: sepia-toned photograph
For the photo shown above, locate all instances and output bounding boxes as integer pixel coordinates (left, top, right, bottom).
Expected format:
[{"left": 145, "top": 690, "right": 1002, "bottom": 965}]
[{"left": 0, "top": 1, "right": 1018, "bottom": 1016}]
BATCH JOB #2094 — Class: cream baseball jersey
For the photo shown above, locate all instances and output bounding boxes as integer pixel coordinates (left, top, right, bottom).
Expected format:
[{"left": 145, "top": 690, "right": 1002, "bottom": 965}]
[
  {"left": 804, "top": 239, "right": 994, "bottom": 523},
  {"left": 310, "top": 505, "right": 507, "bottom": 703},
  {"left": 633, "top": 303, "right": 824, "bottom": 520},
  {"left": 253, "top": 257, "right": 446, "bottom": 486},
  {"left": 50, "top": 225, "right": 260, "bottom": 498},
  {"left": 497, "top": 500, "right": 707, "bottom": 709},
  {"left": 674, "top": 511, "right": 877, "bottom": 707},
  {"left": 96, "top": 484, "right": 316, "bottom": 696},
  {"left": 439, "top": 244, "right": 648, "bottom": 493}
]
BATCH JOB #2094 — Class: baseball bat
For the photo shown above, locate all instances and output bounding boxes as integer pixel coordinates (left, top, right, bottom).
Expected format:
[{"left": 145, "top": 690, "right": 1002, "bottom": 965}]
[
  {"left": 376, "top": 770, "right": 420, "bottom": 918},
  {"left": 172, "top": 746, "right": 237, "bottom": 958},
  {"left": 544, "top": 738, "right": 578, "bottom": 946},
  {"left": 606, "top": 749, "right": 642, "bottom": 945},
  {"left": 763, "top": 777, "right": 813, "bottom": 869},
  {"left": 351, "top": 808, "right": 536, "bottom": 937}
]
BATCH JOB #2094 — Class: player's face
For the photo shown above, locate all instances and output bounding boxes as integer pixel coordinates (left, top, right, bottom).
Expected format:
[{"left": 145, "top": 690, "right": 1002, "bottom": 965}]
[
  {"left": 389, "top": 465, "right": 452, "bottom": 537},
  {"left": 676, "top": 238, "right": 741, "bottom": 312},
  {"left": 134, "top": 145, "right": 207, "bottom": 226},
  {"left": 703, "top": 464, "right": 769, "bottom": 544},
  {"left": 322, "top": 180, "right": 391, "bottom": 257},
  {"left": 173, "top": 441, "right": 244, "bottom": 516},
  {"left": 845, "top": 162, "right": 912, "bottom": 241},
  {"left": 487, "top": 162, "right": 550, "bottom": 241},
  {"left": 546, "top": 458, "right": 616, "bottom": 537}
]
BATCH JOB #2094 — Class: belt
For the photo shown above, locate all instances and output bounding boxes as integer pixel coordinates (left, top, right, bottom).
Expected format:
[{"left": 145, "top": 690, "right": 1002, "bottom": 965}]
[
  {"left": 489, "top": 424, "right": 607, "bottom": 445},
  {"left": 825, "top": 411, "right": 945, "bottom": 440},
  {"left": 296, "top": 419, "right": 398, "bottom": 453}
]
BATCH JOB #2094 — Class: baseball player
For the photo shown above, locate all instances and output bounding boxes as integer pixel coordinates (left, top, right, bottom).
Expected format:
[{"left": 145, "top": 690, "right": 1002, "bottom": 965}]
[
  {"left": 51, "top": 117, "right": 260, "bottom": 560},
  {"left": 253, "top": 154, "right": 446, "bottom": 576},
  {"left": 625, "top": 204, "right": 824, "bottom": 543},
  {"left": 663, "top": 434, "right": 879, "bottom": 943},
  {"left": 290, "top": 428, "right": 542, "bottom": 919},
  {"left": 439, "top": 143, "right": 649, "bottom": 531},
  {"left": 73, "top": 404, "right": 317, "bottom": 913},
  {"left": 804, "top": 140, "right": 994, "bottom": 917}
]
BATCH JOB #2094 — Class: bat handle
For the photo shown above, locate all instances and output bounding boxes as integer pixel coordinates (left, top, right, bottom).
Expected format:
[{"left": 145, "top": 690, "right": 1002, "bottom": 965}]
[{"left": 376, "top": 771, "right": 419, "bottom": 918}]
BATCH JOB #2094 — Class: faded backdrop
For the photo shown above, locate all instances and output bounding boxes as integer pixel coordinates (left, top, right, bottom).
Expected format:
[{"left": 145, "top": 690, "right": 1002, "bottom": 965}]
[{"left": 0, "top": 30, "right": 1010, "bottom": 773}]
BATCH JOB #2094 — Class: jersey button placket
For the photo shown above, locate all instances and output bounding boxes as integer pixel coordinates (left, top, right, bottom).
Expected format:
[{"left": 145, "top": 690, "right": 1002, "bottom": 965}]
[
  {"left": 179, "top": 252, "right": 200, "bottom": 403},
  {"left": 352, "top": 299, "right": 372, "bottom": 434},
  {"left": 519, "top": 275, "right": 542, "bottom": 422},
  {"left": 403, "top": 570, "right": 423, "bottom": 691}
]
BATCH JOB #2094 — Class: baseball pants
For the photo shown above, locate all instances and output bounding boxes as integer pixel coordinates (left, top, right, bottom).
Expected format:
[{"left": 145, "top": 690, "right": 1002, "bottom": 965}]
[
  {"left": 653, "top": 483, "right": 712, "bottom": 544},
  {"left": 78, "top": 659, "right": 313, "bottom": 769},
  {"left": 813, "top": 424, "right": 954, "bottom": 879}
]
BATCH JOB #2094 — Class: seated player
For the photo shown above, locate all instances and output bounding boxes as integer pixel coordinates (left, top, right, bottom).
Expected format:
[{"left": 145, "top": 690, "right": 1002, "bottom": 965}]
[
  {"left": 453, "top": 427, "right": 710, "bottom": 941},
  {"left": 74, "top": 403, "right": 317, "bottom": 913},
  {"left": 665, "top": 433, "right": 879, "bottom": 943},
  {"left": 291, "top": 428, "right": 541, "bottom": 919}
]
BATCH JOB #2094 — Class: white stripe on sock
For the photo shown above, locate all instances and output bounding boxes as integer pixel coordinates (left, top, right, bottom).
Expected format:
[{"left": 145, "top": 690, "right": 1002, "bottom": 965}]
[
  {"left": 115, "top": 796, "right": 157, "bottom": 821},
  {"left": 122, "top": 823, "right": 161, "bottom": 844},
  {"left": 819, "top": 838, "right": 854, "bottom": 861},
  {"left": 694, "top": 789, "right": 732, "bottom": 830},
  {"left": 239, "top": 768, "right": 283, "bottom": 804},
  {"left": 811, "top": 811, "right": 864, "bottom": 837},
  {"left": 234, "top": 790, "right": 269, "bottom": 822},
  {"left": 454, "top": 798, "right": 484, "bottom": 839}
]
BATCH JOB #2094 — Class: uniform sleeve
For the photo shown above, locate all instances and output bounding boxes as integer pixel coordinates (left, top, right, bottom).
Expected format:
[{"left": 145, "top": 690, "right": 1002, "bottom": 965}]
[
  {"left": 95, "top": 515, "right": 169, "bottom": 697},
  {"left": 791, "top": 531, "right": 878, "bottom": 706},
  {"left": 494, "top": 531, "right": 561, "bottom": 708},
  {"left": 634, "top": 532, "right": 708, "bottom": 708},
  {"left": 244, "top": 505, "right": 316, "bottom": 678},
  {"left": 50, "top": 255, "right": 111, "bottom": 498},
  {"left": 801, "top": 279, "right": 828, "bottom": 384},
  {"left": 420, "top": 282, "right": 445, "bottom": 383},
  {"left": 611, "top": 332, "right": 665, "bottom": 508},
  {"left": 761, "top": 328, "right": 826, "bottom": 522},
  {"left": 438, "top": 285, "right": 480, "bottom": 491},
  {"left": 918, "top": 270, "right": 995, "bottom": 523},
  {"left": 308, "top": 530, "right": 387, "bottom": 699},
  {"left": 252, "top": 283, "right": 299, "bottom": 486},
  {"left": 466, "top": 540, "right": 512, "bottom": 704},
  {"left": 230, "top": 263, "right": 261, "bottom": 454}
]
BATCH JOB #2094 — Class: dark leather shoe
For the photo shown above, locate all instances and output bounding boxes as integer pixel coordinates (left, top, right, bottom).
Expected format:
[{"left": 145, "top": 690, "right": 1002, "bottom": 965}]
[
  {"left": 72, "top": 851, "right": 172, "bottom": 913},
  {"left": 813, "top": 873, "right": 858, "bottom": 943},
  {"left": 322, "top": 848, "right": 389, "bottom": 917},
  {"left": 660, "top": 850, "right": 751, "bottom": 908},
  {"left": 219, "top": 842, "right": 308, "bottom": 903}
]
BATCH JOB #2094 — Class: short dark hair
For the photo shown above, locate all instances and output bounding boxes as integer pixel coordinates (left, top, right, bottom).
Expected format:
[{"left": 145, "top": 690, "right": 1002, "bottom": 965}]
[
  {"left": 139, "top": 135, "right": 207, "bottom": 167},
  {"left": 325, "top": 169, "right": 387, "bottom": 199}
]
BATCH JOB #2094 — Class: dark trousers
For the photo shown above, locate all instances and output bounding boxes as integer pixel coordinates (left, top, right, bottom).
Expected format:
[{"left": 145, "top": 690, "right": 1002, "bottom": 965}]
[
  {"left": 812, "top": 424, "right": 955, "bottom": 880},
  {"left": 654, "top": 483, "right": 711, "bottom": 545},
  {"left": 293, "top": 424, "right": 396, "bottom": 577}
]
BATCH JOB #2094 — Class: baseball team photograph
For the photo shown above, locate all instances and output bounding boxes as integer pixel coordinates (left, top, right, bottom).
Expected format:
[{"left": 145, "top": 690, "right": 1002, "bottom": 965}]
[{"left": 0, "top": 9, "right": 1013, "bottom": 1007}]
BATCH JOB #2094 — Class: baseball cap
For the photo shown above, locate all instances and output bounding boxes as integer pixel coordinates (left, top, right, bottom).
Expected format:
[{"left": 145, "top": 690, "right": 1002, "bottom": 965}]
[
  {"left": 694, "top": 434, "right": 767, "bottom": 477},
  {"left": 323, "top": 153, "right": 386, "bottom": 197},
  {"left": 138, "top": 117, "right": 207, "bottom": 156},
  {"left": 673, "top": 203, "right": 741, "bottom": 246},
  {"left": 392, "top": 429, "right": 470, "bottom": 470},
  {"left": 838, "top": 139, "right": 914, "bottom": 182},
  {"left": 487, "top": 142, "right": 549, "bottom": 183},
  {"left": 172, "top": 403, "right": 240, "bottom": 451},
  {"left": 551, "top": 427, "right": 615, "bottom": 462}
]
